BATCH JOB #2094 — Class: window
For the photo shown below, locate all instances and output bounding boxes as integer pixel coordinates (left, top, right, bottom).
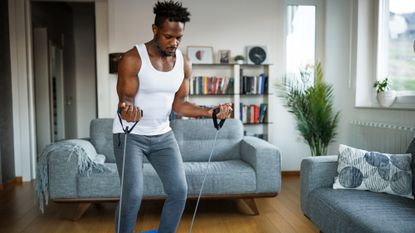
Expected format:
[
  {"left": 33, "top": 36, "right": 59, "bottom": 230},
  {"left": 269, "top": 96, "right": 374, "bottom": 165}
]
[
  {"left": 355, "top": 0, "right": 415, "bottom": 108},
  {"left": 286, "top": 5, "right": 316, "bottom": 89},
  {"left": 377, "top": 0, "right": 415, "bottom": 97}
]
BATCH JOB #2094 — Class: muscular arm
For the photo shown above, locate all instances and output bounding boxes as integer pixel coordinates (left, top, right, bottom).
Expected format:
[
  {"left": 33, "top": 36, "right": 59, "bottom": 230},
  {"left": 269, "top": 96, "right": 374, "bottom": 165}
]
[{"left": 116, "top": 48, "right": 142, "bottom": 122}]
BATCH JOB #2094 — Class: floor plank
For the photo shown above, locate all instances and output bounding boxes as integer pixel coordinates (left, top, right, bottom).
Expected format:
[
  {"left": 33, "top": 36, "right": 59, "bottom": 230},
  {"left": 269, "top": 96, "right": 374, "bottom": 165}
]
[{"left": 0, "top": 175, "right": 319, "bottom": 233}]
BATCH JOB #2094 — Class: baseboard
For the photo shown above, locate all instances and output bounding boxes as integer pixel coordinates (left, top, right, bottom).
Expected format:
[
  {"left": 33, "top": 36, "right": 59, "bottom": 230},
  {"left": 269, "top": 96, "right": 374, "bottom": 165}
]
[
  {"left": 0, "top": 176, "right": 23, "bottom": 191},
  {"left": 282, "top": 171, "right": 300, "bottom": 176}
]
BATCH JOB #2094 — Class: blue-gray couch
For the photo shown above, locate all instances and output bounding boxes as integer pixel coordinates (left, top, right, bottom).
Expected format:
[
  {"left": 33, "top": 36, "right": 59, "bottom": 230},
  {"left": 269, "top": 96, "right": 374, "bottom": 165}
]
[
  {"left": 43, "top": 118, "right": 281, "bottom": 219},
  {"left": 300, "top": 144, "right": 415, "bottom": 233}
]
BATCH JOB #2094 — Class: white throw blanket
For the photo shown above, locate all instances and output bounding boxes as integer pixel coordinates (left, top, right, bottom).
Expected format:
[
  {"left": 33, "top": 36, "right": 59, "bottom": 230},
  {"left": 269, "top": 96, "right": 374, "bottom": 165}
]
[{"left": 34, "top": 139, "right": 107, "bottom": 213}]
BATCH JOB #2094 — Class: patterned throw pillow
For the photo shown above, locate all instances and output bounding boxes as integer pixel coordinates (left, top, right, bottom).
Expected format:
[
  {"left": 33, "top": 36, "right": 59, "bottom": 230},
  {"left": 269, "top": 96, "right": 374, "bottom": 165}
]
[{"left": 333, "top": 144, "right": 414, "bottom": 199}]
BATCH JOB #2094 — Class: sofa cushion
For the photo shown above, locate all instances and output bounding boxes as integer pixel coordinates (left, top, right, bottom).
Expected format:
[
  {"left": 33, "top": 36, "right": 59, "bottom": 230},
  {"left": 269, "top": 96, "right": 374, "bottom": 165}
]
[
  {"left": 171, "top": 119, "right": 243, "bottom": 162},
  {"left": 78, "top": 163, "right": 120, "bottom": 198},
  {"left": 333, "top": 144, "right": 413, "bottom": 199},
  {"left": 308, "top": 187, "right": 415, "bottom": 233},
  {"left": 141, "top": 160, "right": 256, "bottom": 196},
  {"left": 77, "top": 160, "right": 256, "bottom": 198},
  {"left": 406, "top": 137, "right": 415, "bottom": 197},
  {"left": 77, "top": 163, "right": 166, "bottom": 198},
  {"left": 90, "top": 119, "right": 116, "bottom": 162},
  {"left": 184, "top": 160, "right": 256, "bottom": 195}
]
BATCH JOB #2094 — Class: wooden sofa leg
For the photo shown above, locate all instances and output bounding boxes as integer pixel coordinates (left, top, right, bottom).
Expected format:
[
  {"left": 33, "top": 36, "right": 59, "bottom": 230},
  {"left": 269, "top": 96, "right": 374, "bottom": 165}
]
[
  {"left": 72, "top": 203, "right": 92, "bottom": 221},
  {"left": 239, "top": 198, "right": 259, "bottom": 215}
]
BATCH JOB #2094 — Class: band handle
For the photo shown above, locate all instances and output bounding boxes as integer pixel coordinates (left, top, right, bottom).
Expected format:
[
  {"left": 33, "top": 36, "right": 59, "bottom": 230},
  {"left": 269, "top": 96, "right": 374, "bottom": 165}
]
[
  {"left": 117, "top": 108, "right": 142, "bottom": 134},
  {"left": 212, "top": 108, "right": 226, "bottom": 130}
]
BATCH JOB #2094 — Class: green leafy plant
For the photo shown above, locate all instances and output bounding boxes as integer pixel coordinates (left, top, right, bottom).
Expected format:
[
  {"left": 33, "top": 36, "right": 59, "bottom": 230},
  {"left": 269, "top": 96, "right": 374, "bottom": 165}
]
[
  {"left": 233, "top": 55, "right": 245, "bottom": 62},
  {"left": 373, "top": 78, "right": 391, "bottom": 93},
  {"left": 279, "top": 62, "right": 340, "bottom": 156}
]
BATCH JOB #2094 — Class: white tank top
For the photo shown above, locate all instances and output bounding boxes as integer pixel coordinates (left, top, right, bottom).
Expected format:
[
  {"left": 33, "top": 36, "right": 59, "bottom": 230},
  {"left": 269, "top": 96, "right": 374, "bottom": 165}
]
[{"left": 112, "top": 43, "right": 185, "bottom": 135}]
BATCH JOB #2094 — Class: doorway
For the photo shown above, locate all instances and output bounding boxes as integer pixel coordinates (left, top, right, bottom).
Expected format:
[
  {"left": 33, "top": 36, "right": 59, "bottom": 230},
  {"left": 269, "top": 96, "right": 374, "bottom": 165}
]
[{"left": 31, "top": 1, "right": 97, "bottom": 154}]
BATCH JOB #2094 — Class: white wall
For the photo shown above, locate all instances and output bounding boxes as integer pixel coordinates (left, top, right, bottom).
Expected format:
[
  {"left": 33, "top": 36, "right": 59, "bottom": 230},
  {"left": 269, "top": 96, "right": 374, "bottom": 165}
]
[{"left": 96, "top": 0, "right": 110, "bottom": 119}]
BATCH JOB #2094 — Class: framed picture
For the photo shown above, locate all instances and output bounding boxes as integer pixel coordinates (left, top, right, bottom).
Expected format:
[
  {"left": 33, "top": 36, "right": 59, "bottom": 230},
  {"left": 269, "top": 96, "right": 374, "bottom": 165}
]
[
  {"left": 218, "top": 50, "right": 231, "bottom": 64},
  {"left": 109, "top": 53, "right": 123, "bottom": 74},
  {"left": 187, "top": 46, "right": 214, "bottom": 64}
]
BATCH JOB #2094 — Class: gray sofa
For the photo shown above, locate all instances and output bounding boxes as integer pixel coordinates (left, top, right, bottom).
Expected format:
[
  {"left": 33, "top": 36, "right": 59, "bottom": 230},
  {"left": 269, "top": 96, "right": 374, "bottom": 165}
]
[
  {"left": 41, "top": 118, "right": 281, "bottom": 219},
  {"left": 300, "top": 149, "right": 415, "bottom": 233}
]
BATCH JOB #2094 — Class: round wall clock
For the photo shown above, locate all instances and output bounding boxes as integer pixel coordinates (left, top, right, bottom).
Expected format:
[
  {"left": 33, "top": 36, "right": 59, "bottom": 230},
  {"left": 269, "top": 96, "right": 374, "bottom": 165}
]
[{"left": 247, "top": 46, "right": 267, "bottom": 65}]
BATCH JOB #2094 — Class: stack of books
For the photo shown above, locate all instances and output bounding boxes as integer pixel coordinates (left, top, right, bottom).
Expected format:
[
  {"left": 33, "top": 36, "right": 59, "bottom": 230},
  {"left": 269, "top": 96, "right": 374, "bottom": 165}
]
[
  {"left": 240, "top": 73, "right": 268, "bottom": 95},
  {"left": 189, "top": 76, "right": 234, "bottom": 95},
  {"left": 239, "top": 103, "right": 268, "bottom": 124}
]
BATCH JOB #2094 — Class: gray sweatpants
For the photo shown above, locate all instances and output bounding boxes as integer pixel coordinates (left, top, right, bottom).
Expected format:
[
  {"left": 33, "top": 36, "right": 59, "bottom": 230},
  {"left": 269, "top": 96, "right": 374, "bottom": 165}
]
[{"left": 113, "top": 130, "right": 188, "bottom": 233}]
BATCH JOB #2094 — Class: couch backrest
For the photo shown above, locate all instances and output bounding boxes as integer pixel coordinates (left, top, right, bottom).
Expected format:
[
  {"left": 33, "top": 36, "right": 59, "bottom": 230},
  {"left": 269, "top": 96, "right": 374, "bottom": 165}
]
[
  {"left": 406, "top": 138, "right": 415, "bottom": 197},
  {"left": 171, "top": 119, "right": 243, "bottom": 162},
  {"left": 90, "top": 118, "right": 116, "bottom": 162},
  {"left": 90, "top": 118, "right": 244, "bottom": 163}
]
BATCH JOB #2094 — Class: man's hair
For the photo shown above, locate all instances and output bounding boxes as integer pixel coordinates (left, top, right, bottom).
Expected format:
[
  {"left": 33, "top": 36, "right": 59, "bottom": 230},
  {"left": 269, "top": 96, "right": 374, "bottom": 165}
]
[{"left": 153, "top": 0, "right": 191, "bottom": 28}]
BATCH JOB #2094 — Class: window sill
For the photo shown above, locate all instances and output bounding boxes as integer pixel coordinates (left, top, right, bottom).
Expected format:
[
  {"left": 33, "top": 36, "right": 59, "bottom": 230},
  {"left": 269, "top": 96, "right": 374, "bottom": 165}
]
[
  {"left": 356, "top": 94, "right": 415, "bottom": 111},
  {"left": 355, "top": 105, "right": 415, "bottom": 111},
  {"left": 355, "top": 102, "right": 415, "bottom": 111}
]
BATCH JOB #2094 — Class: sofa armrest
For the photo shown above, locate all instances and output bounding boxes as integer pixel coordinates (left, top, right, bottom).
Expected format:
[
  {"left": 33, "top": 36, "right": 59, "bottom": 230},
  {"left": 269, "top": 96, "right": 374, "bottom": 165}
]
[
  {"left": 300, "top": 155, "right": 338, "bottom": 215},
  {"left": 48, "top": 145, "right": 80, "bottom": 199},
  {"left": 41, "top": 139, "right": 99, "bottom": 199},
  {"left": 240, "top": 136, "right": 281, "bottom": 193}
]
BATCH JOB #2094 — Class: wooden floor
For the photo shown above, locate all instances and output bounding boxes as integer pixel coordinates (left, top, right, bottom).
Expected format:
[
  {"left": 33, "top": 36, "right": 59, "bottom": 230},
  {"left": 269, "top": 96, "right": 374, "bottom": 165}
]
[{"left": 0, "top": 175, "right": 319, "bottom": 233}]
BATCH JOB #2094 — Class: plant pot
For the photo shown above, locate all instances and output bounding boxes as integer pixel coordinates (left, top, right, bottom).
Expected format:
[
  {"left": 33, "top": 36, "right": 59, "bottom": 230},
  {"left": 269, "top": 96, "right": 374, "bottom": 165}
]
[
  {"left": 235, "top": 60, "right": 244, "bottom": 64},
  {"left": 377, "top": 90, "right": 397, "bottom": 107}
]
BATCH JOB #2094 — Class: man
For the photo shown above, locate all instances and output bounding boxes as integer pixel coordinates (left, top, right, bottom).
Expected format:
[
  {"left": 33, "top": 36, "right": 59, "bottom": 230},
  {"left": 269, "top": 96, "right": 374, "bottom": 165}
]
[{"left": 113, "top": 1, "right": 232, "bottom": 233}]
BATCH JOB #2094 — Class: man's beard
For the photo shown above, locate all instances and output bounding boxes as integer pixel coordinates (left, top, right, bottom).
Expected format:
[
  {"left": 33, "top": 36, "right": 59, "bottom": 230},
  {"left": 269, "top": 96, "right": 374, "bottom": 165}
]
[
  {"left": 154, "top": 38, "right": 176, "bottom": 57},
  {"left": 161, "top": 47, "right": 176, "bottom": 57}
]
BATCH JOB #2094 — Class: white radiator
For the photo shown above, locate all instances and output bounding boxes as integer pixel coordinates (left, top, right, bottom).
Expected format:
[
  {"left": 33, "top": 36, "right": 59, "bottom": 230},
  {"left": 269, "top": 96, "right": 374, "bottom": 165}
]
[{"left": 350, "top": 120, "right": 415, "bottom": 154}]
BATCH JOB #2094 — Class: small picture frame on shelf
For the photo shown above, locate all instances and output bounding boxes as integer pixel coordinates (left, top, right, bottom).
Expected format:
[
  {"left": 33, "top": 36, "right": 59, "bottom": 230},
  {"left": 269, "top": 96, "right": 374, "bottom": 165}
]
[
  {"left": 109, "top": 52, "right": 123, "bottom": 73},
  {"left": 187, "top": 46, "right": 214, "bottom": 64},
  {"left": 218, "top": 50, "right": 231, "bottom": 64}
]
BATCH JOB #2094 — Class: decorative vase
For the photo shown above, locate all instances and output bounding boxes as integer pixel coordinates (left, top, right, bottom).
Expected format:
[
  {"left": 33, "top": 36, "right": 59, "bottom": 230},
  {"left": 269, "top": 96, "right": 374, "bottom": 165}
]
[{"left": 377, "top": 90, "right": 397, "bottom": 107}]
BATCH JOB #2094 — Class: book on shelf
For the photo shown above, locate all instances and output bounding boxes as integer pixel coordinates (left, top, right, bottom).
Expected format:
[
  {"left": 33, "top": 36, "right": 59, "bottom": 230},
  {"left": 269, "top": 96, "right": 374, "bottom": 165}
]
[
  {"left": 189, "top": 76, "right": 234, "bottom": 95},
  {"left": 240, "top": 73, "right": 268, "bottom": 95},
  {"left": 239, "top": 103, "right": 268, "bottom": 124},
  {"left": 259, "top": 103, "right": 267, "bottom": 123}
]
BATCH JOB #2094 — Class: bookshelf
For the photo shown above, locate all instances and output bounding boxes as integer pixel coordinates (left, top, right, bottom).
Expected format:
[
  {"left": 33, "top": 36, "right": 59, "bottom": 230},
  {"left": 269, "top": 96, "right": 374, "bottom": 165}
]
[{"left": 184, "top": 63, "right": 272, "bottom": 140}]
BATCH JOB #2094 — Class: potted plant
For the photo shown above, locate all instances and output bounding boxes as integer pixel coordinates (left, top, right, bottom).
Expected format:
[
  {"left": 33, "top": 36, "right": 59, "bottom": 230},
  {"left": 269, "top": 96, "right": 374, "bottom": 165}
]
[
  {"left": 373, "top": 78, "right": 396, "bottom": 107},
  {"left": 233, "top": 55, "right": 245, "bottom": 64},
  {"left": 279, "top": 62, "right": 340, "bottom": 156}
]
